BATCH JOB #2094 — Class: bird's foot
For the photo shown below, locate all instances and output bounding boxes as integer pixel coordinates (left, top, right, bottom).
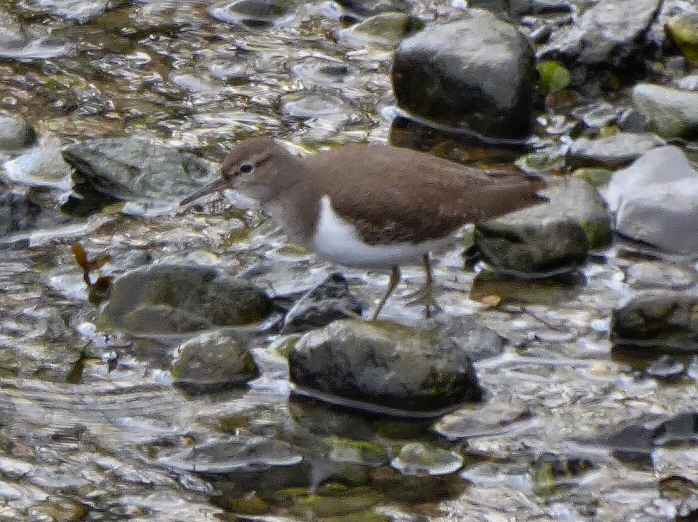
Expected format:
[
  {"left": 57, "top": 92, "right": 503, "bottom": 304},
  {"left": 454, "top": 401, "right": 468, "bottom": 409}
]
[{"left": 404, "top": 284, "right": 441, "bottom": 318}]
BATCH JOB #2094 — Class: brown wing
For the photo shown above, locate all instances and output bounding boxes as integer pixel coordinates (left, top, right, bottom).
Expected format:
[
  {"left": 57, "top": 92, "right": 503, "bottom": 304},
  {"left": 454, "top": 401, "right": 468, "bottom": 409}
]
[{"left": 303, "top": 144, "right": 546, "bottom": 245}]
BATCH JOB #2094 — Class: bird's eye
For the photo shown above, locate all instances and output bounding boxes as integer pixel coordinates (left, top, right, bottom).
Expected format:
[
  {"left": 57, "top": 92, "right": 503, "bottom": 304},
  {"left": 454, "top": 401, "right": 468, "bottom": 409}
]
[{"left": 239, "top": 163, "right": 254, "bottom": 174}]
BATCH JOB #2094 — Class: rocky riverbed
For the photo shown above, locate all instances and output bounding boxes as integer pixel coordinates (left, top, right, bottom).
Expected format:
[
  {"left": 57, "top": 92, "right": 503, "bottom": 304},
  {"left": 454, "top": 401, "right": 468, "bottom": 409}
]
[{"left": 1, "top": 0, "right": 698, "bottom": 520}]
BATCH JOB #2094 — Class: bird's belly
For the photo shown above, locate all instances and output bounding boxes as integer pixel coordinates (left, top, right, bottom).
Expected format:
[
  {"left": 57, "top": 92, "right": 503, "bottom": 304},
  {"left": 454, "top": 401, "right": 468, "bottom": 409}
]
[{"left": 312, "top": 195, "right": 451, "bottom": 268}]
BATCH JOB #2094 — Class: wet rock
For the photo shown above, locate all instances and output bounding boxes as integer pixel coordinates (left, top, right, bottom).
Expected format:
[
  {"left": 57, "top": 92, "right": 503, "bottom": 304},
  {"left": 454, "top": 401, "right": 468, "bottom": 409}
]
[
  {"left": 289, "top": 319, "right": 482, "bottom": 417},
  {"left": 632, "top": 83, "right": 698, "bottom": 139},
  {"left": 161, "top": 436, "right": 303, "bottom": 474},
  {"left": 0, "top": 10, "right": 72, "bottom": 59},
  {"left": 392, "top": 10, "right": 536, "bottom": 139},
  {"left": 96, "top": 265, "right": 272, "bottom": 334},
  {"left": 475, "top": 178, "right": 610, "bottom": 275},
  {"left": 476, "top": 217, "right": 589, "bottom": 275},
  {"left": 531, "top": 453, "right": 595, "bottom": 494},
  {"left": 62, "top": 137, "right": 212, "bottom": 206},
  {"left": 666, "top": 13, "right": 698, "bottom": 63},
  {"left": 602, "top": 412, "right": 698, "bottom": 465},
  {"left": 336, "top": 0, "right": 408, "bottom": 16},
  {"left": 281, "top": 273, "right": 364, "bottom": 334},
  {"left": 2, "top": 145, "right": 72, "bottom": 190},
  {"left": 606, "top": 146, "right": 698, "bottom": 254},
  {"left": 624, "top": 261, "right": 696, "bottom": 290},
  {"left": 0, "top": 190, "right": 42, "bottom": 236},
  {"left": 390, "top": 442, "right": 463, "bottom": 475},
  {"left": 611, "top": 291, "right": 698, "bottom": 353},
  {"left": 645, "top": 355, "right": 685, "bottom": 381},
  {"left": 570, "top": 102, "right": 622, "bottom": 129},
  {"left": 675, "top": 73, "right": 698, "bottom": 91},
  {"left": 422, "top": 316, "right": 504, "bottom": 361},
  {"left": 339, "top": 12, "right": 422, "bottom": 46},
  {"left": 435, "top": 402, "right": 533, "bottom": 440},
  {"left": 171, "top": 331, "right": 259, "bottom": 394},
  {"left": 17, "top": 0, "right": 118, "bottom": 23},
  {"left": 0, "top": 116, "right": 37, "bottom": 151},
  {"left": 209, "top": 0, "right": 296, "bottom": 27},
  {"left": 567, "top": 132, "right": 665, "bottom": 169},
  {"left": 538, "top": 0, "right": 661, "bottom": 70},
  {"left": 289, "top": 57, "right": 357, "bottom": 88}
]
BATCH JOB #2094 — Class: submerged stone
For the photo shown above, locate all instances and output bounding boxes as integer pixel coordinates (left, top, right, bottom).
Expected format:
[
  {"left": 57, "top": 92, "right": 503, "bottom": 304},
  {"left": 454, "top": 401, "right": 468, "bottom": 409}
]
[
  {"left": 171, "top": 331, "right": 259, "bottom": 394},
  {"left": 288, "top": 319, "right": 482, "bottom": 417},
  {"left": 161, "top": 436, "right": 303, "bottom": 474},
  {"left": 0, "top": 190, "right": 42, "bottom": 236},
  {"left": 611, "top": 291, "right": 698, "bottom": 353}
]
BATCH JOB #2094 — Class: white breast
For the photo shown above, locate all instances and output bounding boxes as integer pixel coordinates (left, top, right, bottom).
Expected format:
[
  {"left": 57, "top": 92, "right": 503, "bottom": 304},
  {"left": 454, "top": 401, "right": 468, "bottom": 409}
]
[{"left": 311, "top": 195, "right": 451, "bottom": 268}]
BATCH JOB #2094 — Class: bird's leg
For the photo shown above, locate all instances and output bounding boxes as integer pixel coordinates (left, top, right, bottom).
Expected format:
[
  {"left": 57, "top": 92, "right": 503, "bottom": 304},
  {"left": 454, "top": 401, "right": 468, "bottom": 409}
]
[
  {"left": 370, "top": 266, "right": 401, "bottom": 321},
  {"left": 405, "top": 254, "right": 441, "bottom": 318}
]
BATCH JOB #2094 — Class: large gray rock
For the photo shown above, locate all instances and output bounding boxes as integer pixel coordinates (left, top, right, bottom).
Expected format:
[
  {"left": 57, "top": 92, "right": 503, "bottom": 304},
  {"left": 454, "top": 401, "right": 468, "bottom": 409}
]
[
  {"left": 392, "top": 10, "right": 536, "bottom": 139},
  {"left": 539, "top": 0, "right": 662, "bottom": 68},
  {"left": 289, "top": 319, "right": 482, "bottom": 417},
  {"left": 62, "top": 138, "right": 212, "bottom": 205},
  {"left": 96, "top": 265, "right": 272, "bottom": 334},
  {"left": 606, "top": 146, "right": 698, "bottom": 254},
  {"left": 632, "top": 83, "right": 698, "bottom": 139}
]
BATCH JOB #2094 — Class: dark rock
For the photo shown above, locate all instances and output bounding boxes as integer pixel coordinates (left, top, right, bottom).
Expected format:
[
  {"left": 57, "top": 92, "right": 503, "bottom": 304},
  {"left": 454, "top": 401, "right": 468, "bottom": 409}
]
[
  {"left": 567, "top": 132, "right": 665, "bottom": 168},
  {"left": 392, "top": 10, "right": 536, "bottom": 139},
  {"left": 632, "top": 83, "right": 698, "bottom": 139},
  {"left": 607, "top": 146, "right": 698, "bottom": 254},
  {"left": 96, "top": 265, "right": 272, "bottom": 334},
  {"left": 171, "top": 331, "right": 260, "bottom": 394},
  {"left": 0, "top": 190, "right": 42, "bottom": 236},
  {"left": 0, "top": 116, "right": 37, "bottom": 151},
  {"left": 62, "top": 137, "right": 212, "bottom": 205},
  {"left": 475, "top": 217, "right": 588, "bottom": 275},
  {"left": 209, "top": 0, "right": 296, "bottom": 27},
  {"left": 335, "top": 0, "right": 408, "bottom": 16},
  {"left": 538, "top": 0, "right": 662, "bottom": 70},
  {"left": 281, "top": 273, "right": 364, "bottom": 334},
  {"left": 475, "top": 178, "right": 609, "bottom": 275},
  {"left": 289, "top": 319, "right": 482, "bottom": 417},
  {"left": 611, "top": 291, "right": 698, "bottom": 353}
]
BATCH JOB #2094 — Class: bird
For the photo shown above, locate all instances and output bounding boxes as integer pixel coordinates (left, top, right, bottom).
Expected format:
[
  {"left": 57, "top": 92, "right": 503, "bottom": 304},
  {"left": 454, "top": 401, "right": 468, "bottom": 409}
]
[{"left": 181, "top": 137, "right": 547, "bottom": 320}]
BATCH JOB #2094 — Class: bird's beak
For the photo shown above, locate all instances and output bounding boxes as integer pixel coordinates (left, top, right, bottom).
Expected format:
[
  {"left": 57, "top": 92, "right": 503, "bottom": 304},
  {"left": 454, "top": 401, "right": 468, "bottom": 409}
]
[{"left": 180, "top": 177, "right": 228, "bottom": 206}]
